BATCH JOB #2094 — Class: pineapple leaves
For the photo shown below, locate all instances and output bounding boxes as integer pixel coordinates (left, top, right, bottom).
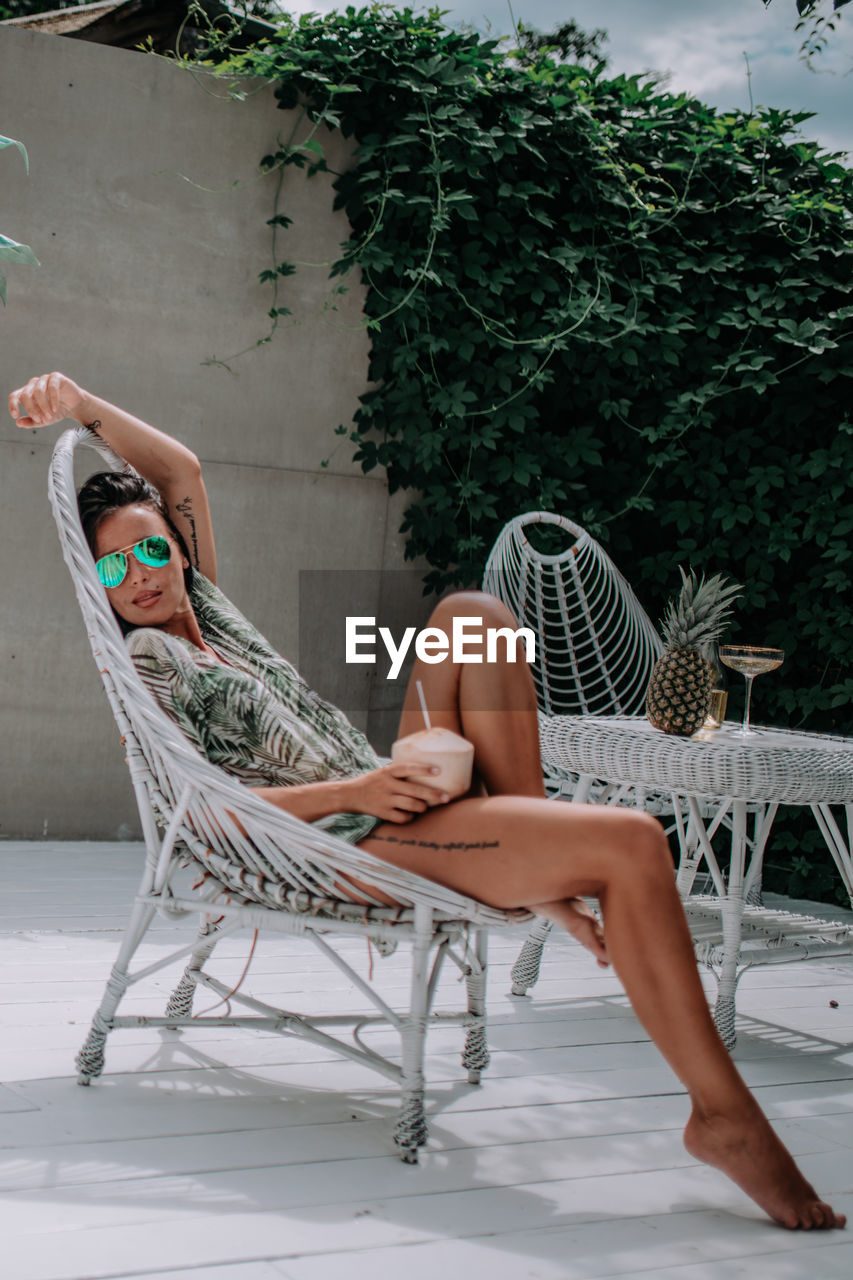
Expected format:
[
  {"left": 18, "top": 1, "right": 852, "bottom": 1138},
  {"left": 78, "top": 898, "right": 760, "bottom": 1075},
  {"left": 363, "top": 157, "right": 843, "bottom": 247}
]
[{"left": 660, "top": 568, "right": 743, "bottom": 652}]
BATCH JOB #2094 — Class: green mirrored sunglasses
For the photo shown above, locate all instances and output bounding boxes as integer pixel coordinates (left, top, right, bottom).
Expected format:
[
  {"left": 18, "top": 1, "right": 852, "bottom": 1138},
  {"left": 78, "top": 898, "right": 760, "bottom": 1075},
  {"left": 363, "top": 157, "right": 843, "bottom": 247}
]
[{"left": 95, "top": 535, "right": 172, "bottom": 588}]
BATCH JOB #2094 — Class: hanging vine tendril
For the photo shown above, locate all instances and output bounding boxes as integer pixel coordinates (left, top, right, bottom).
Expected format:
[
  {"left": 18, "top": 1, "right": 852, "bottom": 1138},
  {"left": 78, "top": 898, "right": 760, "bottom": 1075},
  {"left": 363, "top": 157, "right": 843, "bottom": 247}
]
[{"left": 177, "top": 7, "right": 853, "bottom": 763}]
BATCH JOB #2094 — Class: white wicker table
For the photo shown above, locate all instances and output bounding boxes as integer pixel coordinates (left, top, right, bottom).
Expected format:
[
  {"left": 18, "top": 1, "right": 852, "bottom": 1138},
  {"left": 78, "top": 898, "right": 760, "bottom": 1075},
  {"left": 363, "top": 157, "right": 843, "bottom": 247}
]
[{"left": 538, "top": 715, "right": 853, "bottom": 1047}]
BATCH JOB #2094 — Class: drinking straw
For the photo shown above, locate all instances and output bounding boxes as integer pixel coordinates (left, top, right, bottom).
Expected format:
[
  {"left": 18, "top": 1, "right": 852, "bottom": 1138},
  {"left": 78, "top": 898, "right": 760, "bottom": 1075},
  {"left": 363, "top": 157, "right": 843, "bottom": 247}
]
[{"left": 416, "top": 679, "right": 432, "bottom": 730}]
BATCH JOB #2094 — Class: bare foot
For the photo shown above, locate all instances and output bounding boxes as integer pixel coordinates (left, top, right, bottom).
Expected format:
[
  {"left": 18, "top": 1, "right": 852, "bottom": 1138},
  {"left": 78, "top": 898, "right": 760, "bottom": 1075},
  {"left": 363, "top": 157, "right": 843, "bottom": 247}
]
[{"left": 684, "top": 1102, "right": 847, "bottom": 1229}]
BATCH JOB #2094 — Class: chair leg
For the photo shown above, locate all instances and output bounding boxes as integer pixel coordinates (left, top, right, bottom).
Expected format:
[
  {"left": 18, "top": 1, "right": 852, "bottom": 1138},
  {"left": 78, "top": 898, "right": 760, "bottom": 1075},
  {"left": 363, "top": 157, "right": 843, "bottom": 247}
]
[
  {"left": 674, "top": 805, "right": 705, "bottom": 897},
  {"left": 510, "top": 917, "right": 554, "bottom": 996},
  {"left": 462, "top": 927, "right": 491, "bottom": 1084},
  {"left": 394, "top": 905, "right": 432, "bottom": 1163},
  {"left": 76, "top": 900, "right": 156, "bottom": 1084},
  {"left": 164, "top": 919, "right": 221, "bottom": 1020},
  {"left": 745, "top": 880, "right": 764, "bottom": 907},
  {"left": 712, "top": 961, "right": 749, "bottom": 1052}
]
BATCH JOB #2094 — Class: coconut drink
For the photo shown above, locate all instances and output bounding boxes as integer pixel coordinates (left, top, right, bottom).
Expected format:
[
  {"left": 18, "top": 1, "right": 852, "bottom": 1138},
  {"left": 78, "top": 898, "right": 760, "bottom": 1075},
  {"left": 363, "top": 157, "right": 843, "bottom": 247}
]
[{"left": 391, "top": 725, "right": 474, "bottom": 799}]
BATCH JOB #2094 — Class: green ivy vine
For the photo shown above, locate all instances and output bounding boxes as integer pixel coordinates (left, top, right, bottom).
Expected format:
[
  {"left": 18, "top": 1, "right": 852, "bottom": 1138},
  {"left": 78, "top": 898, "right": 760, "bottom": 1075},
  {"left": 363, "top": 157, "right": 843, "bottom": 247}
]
[{"left": 211, "top": 8, "right": 852, "bottom": 753}]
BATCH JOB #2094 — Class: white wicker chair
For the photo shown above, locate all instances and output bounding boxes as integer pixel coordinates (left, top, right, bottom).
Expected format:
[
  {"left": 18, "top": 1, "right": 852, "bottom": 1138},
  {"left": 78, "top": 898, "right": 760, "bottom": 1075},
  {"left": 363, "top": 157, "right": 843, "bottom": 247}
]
[
  {"left": 482, "top": 511, "right": 664, "bottom": 725},
  {"left": 482, "top": 511, "right": 669, "bottom": 994},
  {"left": 49, "top": 426, "right": 533, "bottom": 1162},
  {"left": 482, "top": 513, "right": 774, "bottom": 1021}
]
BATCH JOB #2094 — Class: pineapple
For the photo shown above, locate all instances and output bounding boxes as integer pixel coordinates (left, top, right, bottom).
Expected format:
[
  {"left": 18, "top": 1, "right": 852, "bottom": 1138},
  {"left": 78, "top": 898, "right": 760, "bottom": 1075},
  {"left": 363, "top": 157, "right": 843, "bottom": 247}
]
[{"left": 646, "top": 568, "right": 741, "bottom": 736}]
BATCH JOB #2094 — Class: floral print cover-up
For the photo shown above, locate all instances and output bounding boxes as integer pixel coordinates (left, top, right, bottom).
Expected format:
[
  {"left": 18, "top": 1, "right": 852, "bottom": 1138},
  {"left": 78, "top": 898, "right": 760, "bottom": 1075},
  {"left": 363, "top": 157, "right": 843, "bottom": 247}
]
[{"left": 126, "top": 570, "right": 383, "bottom": 845}]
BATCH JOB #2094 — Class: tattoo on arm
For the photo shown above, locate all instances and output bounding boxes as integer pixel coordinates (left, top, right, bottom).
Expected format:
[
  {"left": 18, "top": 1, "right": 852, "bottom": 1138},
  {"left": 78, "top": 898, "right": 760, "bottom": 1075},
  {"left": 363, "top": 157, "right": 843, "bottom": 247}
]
[
  {"left": 367, "top": 835, "right": 500, "bottom": 852},
  {"left": 175, "top": 495, "right": 200, "bottom": 567},
  {"left": 84, "top": 420, "right": 102, "bottom": 437}
]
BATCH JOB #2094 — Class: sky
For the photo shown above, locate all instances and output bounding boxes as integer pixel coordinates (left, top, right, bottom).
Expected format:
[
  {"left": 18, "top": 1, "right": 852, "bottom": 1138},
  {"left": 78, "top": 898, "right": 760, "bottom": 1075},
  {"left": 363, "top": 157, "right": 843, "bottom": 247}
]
[{"left": 279, "top": 0, "right": 853, "bottom": 159}]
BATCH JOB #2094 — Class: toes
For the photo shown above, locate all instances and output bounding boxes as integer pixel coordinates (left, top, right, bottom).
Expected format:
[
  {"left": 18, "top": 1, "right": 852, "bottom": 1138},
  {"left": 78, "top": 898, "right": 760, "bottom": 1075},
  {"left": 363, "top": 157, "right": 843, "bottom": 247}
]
[{"left": 805, "top": 1201, "right": 845, "bottom": 1230}]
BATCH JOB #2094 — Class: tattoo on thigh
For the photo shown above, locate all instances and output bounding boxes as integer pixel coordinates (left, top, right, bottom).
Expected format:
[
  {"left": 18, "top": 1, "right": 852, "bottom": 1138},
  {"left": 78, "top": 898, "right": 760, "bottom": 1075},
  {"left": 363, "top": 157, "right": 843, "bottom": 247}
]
[
  {"left": 369, "top": 835, "right": 500, "bottom": 852},
  {"left": 175, "top": 495, "right": 200, "bottom": 567}
]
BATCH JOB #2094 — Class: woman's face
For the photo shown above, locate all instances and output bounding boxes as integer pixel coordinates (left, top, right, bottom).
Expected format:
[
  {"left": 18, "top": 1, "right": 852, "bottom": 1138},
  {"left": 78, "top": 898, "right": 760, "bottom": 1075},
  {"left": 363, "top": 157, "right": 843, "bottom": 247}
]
[{"left": 94, "top": 504, "right": 190, "bottom": 630}]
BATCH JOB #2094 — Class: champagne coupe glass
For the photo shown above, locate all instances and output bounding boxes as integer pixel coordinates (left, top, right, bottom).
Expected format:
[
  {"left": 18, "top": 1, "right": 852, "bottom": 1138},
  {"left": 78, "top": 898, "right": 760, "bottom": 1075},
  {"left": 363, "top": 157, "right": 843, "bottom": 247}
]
[{"left": 718, "top": 645, "right": 784, "bottom": 738}]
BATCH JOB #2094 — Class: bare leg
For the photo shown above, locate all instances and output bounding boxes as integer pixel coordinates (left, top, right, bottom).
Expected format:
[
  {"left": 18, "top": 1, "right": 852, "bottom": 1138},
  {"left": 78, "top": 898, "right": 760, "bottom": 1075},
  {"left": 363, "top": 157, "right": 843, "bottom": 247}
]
[
  {"left": 376, "top": 591, "right": 844, "bottom": 1227},
  {"left": 359, "top": 796, "right": 845, "bottom": 1230},
  {"left": 397, "top": 591, "right": 545, "bottom": 798}
]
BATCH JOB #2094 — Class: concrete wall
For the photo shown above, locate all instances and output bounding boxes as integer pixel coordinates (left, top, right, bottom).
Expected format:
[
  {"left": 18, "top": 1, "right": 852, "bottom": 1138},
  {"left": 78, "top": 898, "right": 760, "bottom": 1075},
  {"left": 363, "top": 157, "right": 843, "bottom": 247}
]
[{"left": 0, "top": 26, "right": 433, "bottom": 839}]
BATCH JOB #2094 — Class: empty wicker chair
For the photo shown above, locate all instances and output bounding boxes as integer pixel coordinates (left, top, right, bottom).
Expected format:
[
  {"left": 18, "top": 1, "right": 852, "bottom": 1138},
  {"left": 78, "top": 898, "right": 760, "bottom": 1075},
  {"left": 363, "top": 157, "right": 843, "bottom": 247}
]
[
  {"left": 483, "top": 511, "right": 662, "bottom": 722},
  {"left": 49, "top": 426, "right": 533, "bottom": 1163},
  {"left": 483, "top": 512, "right": 773, "bottom": 1025},
  {"left": 483, "top": 511, "right": 667, "bottom": 995}
]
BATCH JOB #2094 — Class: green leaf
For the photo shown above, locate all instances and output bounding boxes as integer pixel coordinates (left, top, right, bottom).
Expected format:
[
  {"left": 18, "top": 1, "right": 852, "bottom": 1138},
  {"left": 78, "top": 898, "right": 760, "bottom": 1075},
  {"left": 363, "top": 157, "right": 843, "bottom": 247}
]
[
  {"left": 0, "top": 135, "right": 28, "bottom": 173},
  {"left": 0, "top": 233, "right": 39, "bottom": 267}
]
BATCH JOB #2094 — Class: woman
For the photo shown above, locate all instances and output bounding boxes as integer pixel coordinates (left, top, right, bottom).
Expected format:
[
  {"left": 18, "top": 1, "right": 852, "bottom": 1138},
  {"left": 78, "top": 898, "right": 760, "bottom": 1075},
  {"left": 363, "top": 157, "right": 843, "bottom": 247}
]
[{"left": 11, "top": 370, "right": 845, "bottom": 1232}]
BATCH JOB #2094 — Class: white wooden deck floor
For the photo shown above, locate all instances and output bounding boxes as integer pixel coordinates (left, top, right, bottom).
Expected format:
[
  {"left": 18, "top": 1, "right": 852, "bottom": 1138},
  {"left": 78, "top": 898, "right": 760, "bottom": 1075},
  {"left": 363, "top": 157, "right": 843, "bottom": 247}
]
[{"left": 1, "top": 842, "right": 852, "bottom": 1280}]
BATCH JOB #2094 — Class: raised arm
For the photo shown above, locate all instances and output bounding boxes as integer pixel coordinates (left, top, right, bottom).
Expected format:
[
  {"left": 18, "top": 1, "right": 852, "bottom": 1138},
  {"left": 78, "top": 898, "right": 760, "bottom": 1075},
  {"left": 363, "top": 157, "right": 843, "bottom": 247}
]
[{"left": 9, "top": 371, "right": 217, "bottom": 582}]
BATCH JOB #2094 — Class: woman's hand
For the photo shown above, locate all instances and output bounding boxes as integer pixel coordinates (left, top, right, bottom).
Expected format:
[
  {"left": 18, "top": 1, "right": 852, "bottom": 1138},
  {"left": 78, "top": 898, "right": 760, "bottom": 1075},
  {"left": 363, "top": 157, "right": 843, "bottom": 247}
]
[
  {"left": 9, "top": 371, "right": 88, "bottom": 429},
  {"left": 340, "top": 762, "right": 450, "bottom": 824},
  {"left": 561, "top": 898, "right": 610, "bottom": 967},
  {"left": 9, "top": 370, "right": 218, "bottom": 581}
]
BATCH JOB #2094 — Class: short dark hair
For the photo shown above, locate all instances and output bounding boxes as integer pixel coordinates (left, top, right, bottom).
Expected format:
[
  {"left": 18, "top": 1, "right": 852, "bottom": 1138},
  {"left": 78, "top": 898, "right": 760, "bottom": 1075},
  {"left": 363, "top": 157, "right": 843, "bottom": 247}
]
[{"left": 77, "top": 471, "right": 194, "bottom": 633}]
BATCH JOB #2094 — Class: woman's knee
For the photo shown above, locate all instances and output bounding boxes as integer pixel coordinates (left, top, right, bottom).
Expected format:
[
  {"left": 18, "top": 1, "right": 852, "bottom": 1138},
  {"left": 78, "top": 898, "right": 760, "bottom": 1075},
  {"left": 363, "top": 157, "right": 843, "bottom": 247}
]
[
  {"left": 603, "top": 809, "right": 674, "bottom": 881},
  {"left": 430, "top": 589, "right": 520, "bottom": 633},
  {"left": 631, "top": 812, "right": 676, "bottom": 884}
]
